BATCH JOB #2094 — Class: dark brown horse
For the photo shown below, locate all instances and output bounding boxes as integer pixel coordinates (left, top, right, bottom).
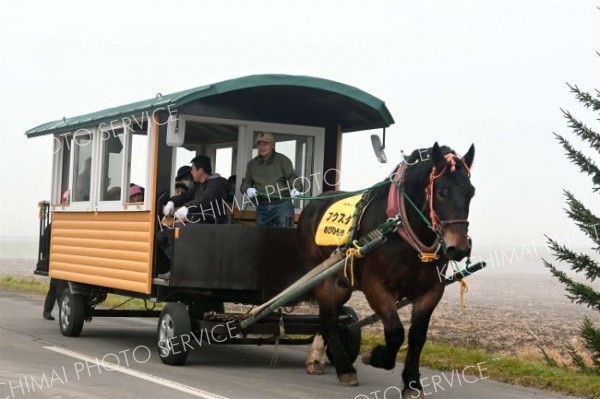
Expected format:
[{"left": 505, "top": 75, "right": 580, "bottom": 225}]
[{"left": 298, "top": 143, "right": 475, "bottom": 395}]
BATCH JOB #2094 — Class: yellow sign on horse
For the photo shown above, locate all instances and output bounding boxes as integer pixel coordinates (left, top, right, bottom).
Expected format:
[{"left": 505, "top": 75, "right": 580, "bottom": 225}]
[{"left": 315, "top": 193, "right": 363, "bottom": 246}]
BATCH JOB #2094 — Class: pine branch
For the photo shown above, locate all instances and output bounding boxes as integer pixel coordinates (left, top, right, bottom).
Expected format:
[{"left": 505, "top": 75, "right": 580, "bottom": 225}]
[
  {"left": 554, "top": 134, "right": 600, "bottom": 191},
  {"left": 546, "top": 236, "right": 600, "bottom": 281},
  {"left": 580, "top": 316, "right": 600, "bottom": 371},
  {"left": 538, "top": 345, "right": 558, "bottom": 367},
  {"left": 561, "top": 109, "right": 600, "bottom": 152},
  {"left": 564, "top": 191, "right": 600, "bottom": 249},
  {"left": 567, "top": 83, "right": 600, "bottom": 112},
  {"left": 566, "top": 341, "right": 590, "bottom": 372},
  {"left": 543, "top": 260, "right": 600, "bottom": 311}
]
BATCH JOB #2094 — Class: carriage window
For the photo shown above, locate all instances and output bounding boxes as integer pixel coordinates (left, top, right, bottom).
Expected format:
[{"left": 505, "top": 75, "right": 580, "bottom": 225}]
[
  {"left": 59, "top": 135, "right": 72, "bottom": 204},
  {"left": 175, "top": 146, "right": 196, "bottom": 167},
  {"left": 215, "top": 147, "right": 234, "bottom": 178},
  {"left": 100, "top": 129, "right": 125, "bottom": 201},
  {"left": 127, "top": 126, "right": 149, "bottom": 203},
  {"left": 72, "top": 131, "right": 94, "bottom": 202}
]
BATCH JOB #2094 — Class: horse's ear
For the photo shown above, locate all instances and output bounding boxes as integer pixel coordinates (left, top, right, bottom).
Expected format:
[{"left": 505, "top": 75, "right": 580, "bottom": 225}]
[
  {"left": 462, "top": 144, "right": 475, "bottom": 169},
  {"left": 431, "top": 142, "right": 446, "bottom": 171}
]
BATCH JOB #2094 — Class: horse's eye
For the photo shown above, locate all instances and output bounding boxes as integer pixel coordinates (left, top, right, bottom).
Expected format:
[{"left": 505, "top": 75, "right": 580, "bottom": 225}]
[{"left": 437, "top": 188, "right": 449, "bottom": 199}]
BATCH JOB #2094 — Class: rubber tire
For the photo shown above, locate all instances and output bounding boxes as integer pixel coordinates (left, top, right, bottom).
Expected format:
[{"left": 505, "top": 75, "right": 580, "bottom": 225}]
[
  {"left": 157, "top": 302, "right": 192, "bottom": 366},
  {"left": 59, "top": 289, "right": 85, "bottom": 337},
  {"left": 326, "top": 306, "right": 362, "bottom": 364}
]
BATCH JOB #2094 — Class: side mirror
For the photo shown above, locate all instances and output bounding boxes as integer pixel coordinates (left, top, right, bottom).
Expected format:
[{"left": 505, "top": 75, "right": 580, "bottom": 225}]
[
  {"left": 166, "top": 116, "right": 185, "bottom": 147},
  {"left": 370, "top": 134, "right": 388, "bottom": 163}
]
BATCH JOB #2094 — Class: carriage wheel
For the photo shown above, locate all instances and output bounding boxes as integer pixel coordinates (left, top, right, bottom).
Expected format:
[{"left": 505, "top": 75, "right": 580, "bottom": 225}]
[
  {"left": 326, "top": 306, "right": 362, "bottom": 364},
  {"left": 59, "top": 289, "right": 85, "bottom": 337},
  {"left": 157, "top": 302, "right": 192, "bottom": 366}
]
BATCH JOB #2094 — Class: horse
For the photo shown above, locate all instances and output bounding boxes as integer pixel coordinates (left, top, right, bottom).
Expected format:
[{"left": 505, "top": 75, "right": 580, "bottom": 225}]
[{"left": 297, "top": 142, "right": 475, "bottom": 396}]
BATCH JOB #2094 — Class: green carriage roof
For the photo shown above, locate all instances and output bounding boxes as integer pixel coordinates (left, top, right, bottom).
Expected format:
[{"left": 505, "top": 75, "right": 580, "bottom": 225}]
[{"left": 26, "top": 74, "right": 394, "bottom": 137}]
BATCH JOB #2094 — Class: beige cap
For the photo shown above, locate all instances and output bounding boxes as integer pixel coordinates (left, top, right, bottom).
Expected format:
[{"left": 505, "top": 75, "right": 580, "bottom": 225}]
[{"left": 254, "top": 132, "right": 275, "bottom": 144}]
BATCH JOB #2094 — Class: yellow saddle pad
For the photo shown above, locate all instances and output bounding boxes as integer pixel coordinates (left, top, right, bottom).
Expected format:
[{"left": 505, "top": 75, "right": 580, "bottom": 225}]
[{"left": 315, "top": 193, "right": 363, "bottom": 246}]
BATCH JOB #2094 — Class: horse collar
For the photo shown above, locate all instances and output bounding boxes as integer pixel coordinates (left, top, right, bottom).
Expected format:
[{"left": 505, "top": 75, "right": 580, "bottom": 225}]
[{"left": 387, "top": 162, "right": 441, "bottom": 262}]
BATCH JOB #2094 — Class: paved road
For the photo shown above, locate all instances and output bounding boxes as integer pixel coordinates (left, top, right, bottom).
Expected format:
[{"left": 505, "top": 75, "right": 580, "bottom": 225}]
[{"left": 0, "top": 289, "right": 577, "bottom": 399}]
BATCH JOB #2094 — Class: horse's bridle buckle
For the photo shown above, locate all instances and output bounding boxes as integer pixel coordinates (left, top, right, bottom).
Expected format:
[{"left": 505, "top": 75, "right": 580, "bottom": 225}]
[{"left": 419, "top": 252, "right": 439, "bottom": 262}]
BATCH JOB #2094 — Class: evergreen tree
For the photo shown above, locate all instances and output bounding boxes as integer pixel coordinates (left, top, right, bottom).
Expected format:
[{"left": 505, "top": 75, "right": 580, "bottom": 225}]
[{"left": 543, "top": 78, "right": 600, "bottom": 373}]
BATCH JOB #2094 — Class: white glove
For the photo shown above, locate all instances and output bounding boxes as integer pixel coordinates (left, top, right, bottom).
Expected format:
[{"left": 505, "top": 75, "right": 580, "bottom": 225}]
[
  {"left": 163, "top": 201, "right": 175, "bottom": 216},
  {"left": 174, "top": 206, "right": 189, "bottom": 221},
  {"left": 290, "top": 188, "right": 301, "bottom": 198},
  {"left": 246, "top": 187, "right": 257, "bottom": 199}
]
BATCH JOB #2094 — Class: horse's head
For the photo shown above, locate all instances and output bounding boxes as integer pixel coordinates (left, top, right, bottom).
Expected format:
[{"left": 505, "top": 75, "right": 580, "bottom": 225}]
[{"left": 428, "top": 142, "right": 475, "bottom": 261}]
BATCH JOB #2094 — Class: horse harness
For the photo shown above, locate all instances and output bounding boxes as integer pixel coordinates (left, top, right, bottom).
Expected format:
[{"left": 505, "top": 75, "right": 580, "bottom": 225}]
[
  {"left": 386, "top": 153, "right": 471, "bottom": 262},
  {"left": 339, "top": 152, "right": 472, "bottom": 287}
]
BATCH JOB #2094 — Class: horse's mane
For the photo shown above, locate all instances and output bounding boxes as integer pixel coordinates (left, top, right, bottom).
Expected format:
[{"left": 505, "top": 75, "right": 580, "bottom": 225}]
[{"left": 371, "top": 145, "right": 457, "bottom": 199}]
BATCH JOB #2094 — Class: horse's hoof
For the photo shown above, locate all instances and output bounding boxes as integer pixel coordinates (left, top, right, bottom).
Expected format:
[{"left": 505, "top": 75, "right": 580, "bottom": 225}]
[
  {"left": 361, "top": 351, "right": 372, "bottom": 365},
  {"left": 338, "top": 372, "right": 359, "bottom": 386},
  {"left": 402, "top": 389, "right": 425, "bottom": 399},
  {"left": 306, "top": 361, "right": 325, "bottom": 375}
]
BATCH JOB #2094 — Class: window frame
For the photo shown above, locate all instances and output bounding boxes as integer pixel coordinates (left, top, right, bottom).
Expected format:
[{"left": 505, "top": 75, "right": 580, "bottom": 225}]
[
  {"left": 123, "top": 117, "right": 153, "bottom": 211},
  {"left": 51, "top": 128, "right": 97, "bottom": 212},
  {"left": 51, "top": 133, "right": 72, "bottom": 208},
  {"left": 169, "top": 115, "right": 325, "bottom": 212},
  {"left": 51, "top": 117, "right": 154, "bottom": 213},
  {"left": 97, "top": 123, "right": 128, "bottom": 211}
]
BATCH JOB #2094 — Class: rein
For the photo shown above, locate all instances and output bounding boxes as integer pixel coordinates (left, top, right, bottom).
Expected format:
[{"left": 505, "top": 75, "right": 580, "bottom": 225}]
[{"left": 387, "top": 153, "right": 471, "bottom": 262}]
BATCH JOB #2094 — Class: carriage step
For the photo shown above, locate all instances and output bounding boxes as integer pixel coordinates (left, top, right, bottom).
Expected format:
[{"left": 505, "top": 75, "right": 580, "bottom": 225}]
[{"left": 153, "top": 277, "right": 169, "bottom": 286}]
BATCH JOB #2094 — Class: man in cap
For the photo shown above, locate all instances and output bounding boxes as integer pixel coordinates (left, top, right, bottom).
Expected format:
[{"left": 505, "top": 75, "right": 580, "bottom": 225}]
[
  {"left": 240, "top": 132, "right": 302, "bottom": 227},
  {"left": 163, "top": 155, "right": 229, "bottom": 223}
]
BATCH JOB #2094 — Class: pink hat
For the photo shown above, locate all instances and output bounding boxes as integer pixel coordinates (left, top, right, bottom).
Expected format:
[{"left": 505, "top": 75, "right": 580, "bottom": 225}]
[{"left": 129, "top": 185, "right": 142, "bottom": 198}]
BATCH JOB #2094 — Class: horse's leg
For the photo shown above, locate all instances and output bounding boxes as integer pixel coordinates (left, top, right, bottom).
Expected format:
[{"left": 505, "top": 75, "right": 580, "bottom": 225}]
[
  {"left": 305, "top": 333, "right": 326, "bottom": 375},
  {"left": 402, "top": 287, "right": 444, "bottom": 397},
  {"left": 361, "top": 284, "right": 405, "bottom": 370},
  {"left": 314, "top": 277, "right": 356, "bottom": 385}
]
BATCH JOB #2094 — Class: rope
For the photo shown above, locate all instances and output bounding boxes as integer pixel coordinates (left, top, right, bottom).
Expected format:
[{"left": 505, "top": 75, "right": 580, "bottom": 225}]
[
  {"left": 460, "top": 278, "right": 469, "bottom": 313},
  {"left": 270, "top": 316, "right": 285, "bottom": 368},
  {"left": 344, "top": 240, "right": 365, "bottom": 287},
  {"left": 450, "top": 261, "right": 470, "bottom": 313}
]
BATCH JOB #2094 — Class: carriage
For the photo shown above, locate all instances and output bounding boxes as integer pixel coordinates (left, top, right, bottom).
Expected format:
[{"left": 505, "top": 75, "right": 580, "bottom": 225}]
[{"left": 28, "top": 75, "right": 484, "bottom": 381}]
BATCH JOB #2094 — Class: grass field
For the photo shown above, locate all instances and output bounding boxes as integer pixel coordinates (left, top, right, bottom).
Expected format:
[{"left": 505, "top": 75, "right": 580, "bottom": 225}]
[{"left": 362, "top": 333, "right": 600, "bottom": 399}]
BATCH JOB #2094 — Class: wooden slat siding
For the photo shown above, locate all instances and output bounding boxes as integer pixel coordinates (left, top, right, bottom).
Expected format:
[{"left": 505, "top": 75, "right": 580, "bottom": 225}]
[
  {"left": 52, "top": 252, "right": 147, "bottom": 269},
  {"left": 52, "top": 220, "right": 149, "bottom": 231},
  {"left": 52, "top": 237, "right": 148, "bottom": 252},
  {"left": 50, "top": 211, "right": 153, "bottom": 294}
]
